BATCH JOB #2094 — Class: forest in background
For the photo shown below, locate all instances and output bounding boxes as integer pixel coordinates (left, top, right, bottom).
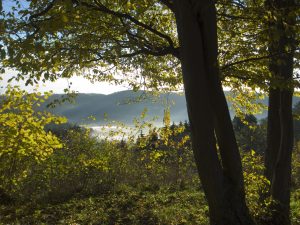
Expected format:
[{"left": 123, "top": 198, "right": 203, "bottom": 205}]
[{"left": 29, "top": 91, "right": 300, "bottom": 125}]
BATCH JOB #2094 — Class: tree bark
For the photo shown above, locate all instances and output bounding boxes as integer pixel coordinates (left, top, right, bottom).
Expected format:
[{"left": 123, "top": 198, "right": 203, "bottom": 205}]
[
  {"left": 271, "top": 88, "right": 294, "bottom": 225},
  {"left": 174, "top": 0, "right": 224, "bottom": 222},
  {"left": 264, "top": 0, "right": 296, "bottom": 224},
  {"left": 174, "top": 0, "right": 254, "bottom": 224},
  {"left": 265, "top": 87, "right": 281, "bottom": 183},
  {"left": 197, "top": 2, "right": 253, "bottom": 223}
]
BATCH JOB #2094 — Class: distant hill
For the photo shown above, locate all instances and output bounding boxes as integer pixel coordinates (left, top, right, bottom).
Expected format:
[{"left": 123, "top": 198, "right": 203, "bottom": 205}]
[
  {"left": 44, "top": 91, "right": 187, "bottom": 126},
  {"left": 42, "top": 90, "right": 300, "bottom": 126}
]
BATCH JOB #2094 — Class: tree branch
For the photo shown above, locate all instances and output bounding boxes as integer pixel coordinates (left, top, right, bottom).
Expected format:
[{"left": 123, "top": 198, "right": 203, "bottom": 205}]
[
  {"left": 221, "top": 46, "right": 300, "bottom": 70},
  {"left": 217, "top": 13, "right": 255, "bottom": 21},
  {"left": 119, "top": 46, "right": 179, "bottom": 58},
  {"left": 29, "top": 0, "right": 58, "bottom": 21},
  {"left": 79, "top": 1, "right": 175, "bottom": 48},
  {"left": 158, "top": 0, "right": 175, "bottom": 13},
  {"left": 26, "top": 1, "right": 179, "bottom": 58},
  {"left": 221, "top": 54, "right": 271, "bottom": 70}
]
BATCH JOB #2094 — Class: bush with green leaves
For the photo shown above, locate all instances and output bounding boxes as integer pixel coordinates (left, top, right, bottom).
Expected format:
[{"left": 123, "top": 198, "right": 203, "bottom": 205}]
[
  {"left": 0, "top": 86, "right": 66, "bottom": 201},
  {"left": 7, "top": 119, "right": 197, "bottom": 202},
  {"left": 292, "top": 142, "right": 300, "bottom": 188},
  {"left": 241, "top": 150, "right": 271, "bottom": 222},
  {"left": 19, "top": 127, "right": 118, "bottom": 202}
]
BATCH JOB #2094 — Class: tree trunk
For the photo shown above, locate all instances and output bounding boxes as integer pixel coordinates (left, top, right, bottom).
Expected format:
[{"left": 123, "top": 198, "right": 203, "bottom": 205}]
[
  {"left": 174, "top": 0, "right": 254, "bottom": 224},
  {"left": 265, "top": 87, "right": 281, "bottom": 183},
  {"left": 264, "top": 0, "right": 296, "bottom": 224},
  {"left": 271, "top": 89, "right": 294, "bottom": 225}
]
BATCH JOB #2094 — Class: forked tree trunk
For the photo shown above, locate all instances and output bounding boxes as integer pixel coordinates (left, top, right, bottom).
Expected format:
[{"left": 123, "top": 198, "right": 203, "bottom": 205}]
[
  {"left": 198, "top": 3, "right": 251, "bottom": 221},
  {"left": 174, "top": 0, "right": 254, "bottom": 224},
  {"left": 264, "top": 0, "right": 296, "bottom": 224}
]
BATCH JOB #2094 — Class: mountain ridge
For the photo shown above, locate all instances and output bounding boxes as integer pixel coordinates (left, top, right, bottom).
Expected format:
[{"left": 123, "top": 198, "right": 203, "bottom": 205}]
[{"left": 42, "top": 90, "right": 300, "bottom": 126}]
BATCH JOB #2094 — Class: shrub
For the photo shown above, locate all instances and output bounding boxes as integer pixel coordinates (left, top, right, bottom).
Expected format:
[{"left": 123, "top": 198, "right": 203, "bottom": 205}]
[{"left": 0, "top": 86, "right": 66, "bottom": 202}]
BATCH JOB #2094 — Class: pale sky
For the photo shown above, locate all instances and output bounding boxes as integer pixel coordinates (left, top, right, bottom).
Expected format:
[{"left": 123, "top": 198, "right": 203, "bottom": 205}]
[{"left": 1, "top": 70, "right": 129, "bottom": 95}]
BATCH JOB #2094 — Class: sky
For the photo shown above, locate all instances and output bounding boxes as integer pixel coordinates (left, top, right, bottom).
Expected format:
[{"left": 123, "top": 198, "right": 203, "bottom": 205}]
[
  {"left": 1, "top": 1, "right": 128, "bottom": 95},
  {"left": 1, "top": 70, "right": 129, "bottom": 95}
]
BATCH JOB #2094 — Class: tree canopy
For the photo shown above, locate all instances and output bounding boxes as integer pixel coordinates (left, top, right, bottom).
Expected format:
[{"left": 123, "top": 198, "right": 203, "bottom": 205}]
[{"left": 1, "top": 0, "right": 298, "bottom": 92}]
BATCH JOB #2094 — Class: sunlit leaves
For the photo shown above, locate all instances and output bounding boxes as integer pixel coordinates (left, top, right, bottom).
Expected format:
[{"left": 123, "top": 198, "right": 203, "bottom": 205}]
[
  {"left": 218, "top": 0, "right": 299, "bottom": 88},
  {"left": 0, "top": 86, "right": 66, "bottom": 190},
  {"left": 242, "top": 150, "right": 271, "bottom": 219},
  {"left": 1, "top": 0, "right": 299, "bottom": 114},
  {"left": 2, "top": 0, "right": 179, "bottom": 91}
]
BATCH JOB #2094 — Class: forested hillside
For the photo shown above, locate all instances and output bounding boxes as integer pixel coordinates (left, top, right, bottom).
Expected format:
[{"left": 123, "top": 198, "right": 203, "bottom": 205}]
[
  {"left": 43, "top": 91, "right": 300, "bottom": 125},
  {"left": 44, "top": 91, "right": 188, "bottom": 125}
]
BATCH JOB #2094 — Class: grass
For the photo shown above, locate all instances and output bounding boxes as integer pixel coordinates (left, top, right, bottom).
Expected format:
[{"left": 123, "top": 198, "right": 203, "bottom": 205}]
[{"left": 0, "top": 187, "right": 209, "bottom": 225}]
